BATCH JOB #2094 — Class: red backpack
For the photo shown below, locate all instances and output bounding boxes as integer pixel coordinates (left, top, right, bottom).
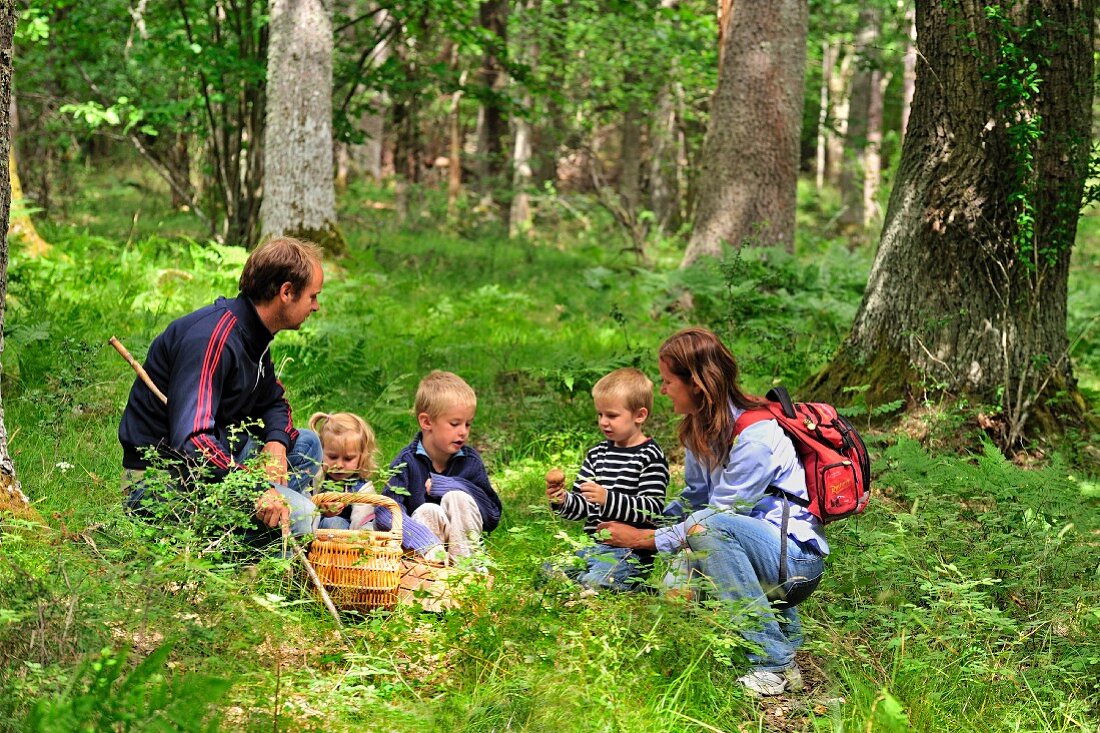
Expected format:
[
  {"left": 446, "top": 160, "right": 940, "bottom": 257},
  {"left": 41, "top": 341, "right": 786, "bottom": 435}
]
[{"left": 734, "top": 386, "right": 871, "bottom": 523}]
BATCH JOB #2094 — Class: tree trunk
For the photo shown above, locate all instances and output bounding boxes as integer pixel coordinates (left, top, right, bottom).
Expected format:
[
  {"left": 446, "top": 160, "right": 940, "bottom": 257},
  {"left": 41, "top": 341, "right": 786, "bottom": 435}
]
[
  {"left": 509, "top": 105, "right": 533, "bottom": 237},
  {"left": 807, "top": 0, "right": 1096, "bottom": 449},
  {"left": 448, "top": 83, "right": 465, "bottom": 219},
  {"left": 900, "top": 9, "right": 916, "bottom": 139},
  {"left": 648, "top": 0, "right": 682, "bottom": 232},
  {"left": 8, "top": 92, "right": 50, "bottom": 257},
  {"left": 682, "top": 0, "right": 808, "bottom": 265},
  {"left": 862, "top": 68, "right": 891, "bottom": 229},
  {"left": 824, "top": 44, "right": 851, "bottom": 186},
  {"left": 475, "top": 0, "right": 508, "bottom": 204},
  {"left": 838, "top": 6, "right": 879, "bottom": 234},
  {"left": 0, "top": 0, "right": 37, "bottom": 519},
  {"left": 814, "top": 41, "right": 835, "bottom": 192},
  {"left": 260, "top": 0, "right": 346, "bottom": 254},
  {"left": 649, "top": 80, "right": 681, "bottom": 233}
]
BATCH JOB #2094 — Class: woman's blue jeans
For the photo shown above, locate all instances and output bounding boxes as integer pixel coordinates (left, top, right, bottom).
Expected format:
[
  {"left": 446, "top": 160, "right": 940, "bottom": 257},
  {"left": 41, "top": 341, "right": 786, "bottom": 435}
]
[{"left": 676, "top": 508, "right": 824, "bottom": 671}]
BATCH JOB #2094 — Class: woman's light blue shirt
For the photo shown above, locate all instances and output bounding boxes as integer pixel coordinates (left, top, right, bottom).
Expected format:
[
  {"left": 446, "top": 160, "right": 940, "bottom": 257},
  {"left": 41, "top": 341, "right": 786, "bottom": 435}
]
[{"left": 654, "top": 409, "right": 830, "bottom": 556}]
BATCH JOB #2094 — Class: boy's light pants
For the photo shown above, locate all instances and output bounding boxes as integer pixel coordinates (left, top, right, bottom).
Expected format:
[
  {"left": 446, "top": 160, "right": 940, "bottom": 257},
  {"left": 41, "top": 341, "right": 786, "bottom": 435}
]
[{"left": 412, "top": 491, "right": 483, "bottom": 558}]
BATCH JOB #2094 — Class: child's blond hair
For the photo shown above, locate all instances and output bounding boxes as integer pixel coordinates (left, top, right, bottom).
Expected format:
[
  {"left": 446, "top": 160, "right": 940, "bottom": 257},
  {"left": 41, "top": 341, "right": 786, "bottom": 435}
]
[
  {"left": 591, "top": 367, "right": 654, "bottom": 414},
  {"left": 308, "top": 411, "right": 379, "bottom": 480},
  {"left": 414, "top": 370, "right": 477, "bottom": 419}
]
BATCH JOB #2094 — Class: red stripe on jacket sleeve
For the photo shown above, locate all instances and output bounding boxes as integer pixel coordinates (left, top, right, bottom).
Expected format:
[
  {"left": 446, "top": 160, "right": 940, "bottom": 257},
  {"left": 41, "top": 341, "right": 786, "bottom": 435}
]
[{"left": 191, "top": 312, "right": 237, "bottom": 467}]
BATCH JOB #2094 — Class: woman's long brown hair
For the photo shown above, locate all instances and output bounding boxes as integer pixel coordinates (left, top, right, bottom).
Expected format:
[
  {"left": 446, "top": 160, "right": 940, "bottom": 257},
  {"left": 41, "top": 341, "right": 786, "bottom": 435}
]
[{"left": 658, "top": 327, "right": 762, "bottom": 470}]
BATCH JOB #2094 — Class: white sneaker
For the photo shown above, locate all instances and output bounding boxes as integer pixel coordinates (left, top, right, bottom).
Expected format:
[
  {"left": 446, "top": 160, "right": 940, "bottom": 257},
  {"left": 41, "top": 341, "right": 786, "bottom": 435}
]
[{"left": 737, "top": 670, "right": 787, "bottom": 698}]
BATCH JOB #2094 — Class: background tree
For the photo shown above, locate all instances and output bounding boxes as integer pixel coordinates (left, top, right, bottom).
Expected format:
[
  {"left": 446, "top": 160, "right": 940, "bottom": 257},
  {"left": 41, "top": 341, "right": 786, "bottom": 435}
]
[
  {"left": 682, "top": 0, "right": 808, "bottom": 265},
  {"left": 808, "top": 0, "right": 1097, "bottom": 448},
  {"left": 0, "top": 0, "right": 37, "bottom": 519},
  {"left": 261, "top": 0, "right": 345, "bottom": 253}
]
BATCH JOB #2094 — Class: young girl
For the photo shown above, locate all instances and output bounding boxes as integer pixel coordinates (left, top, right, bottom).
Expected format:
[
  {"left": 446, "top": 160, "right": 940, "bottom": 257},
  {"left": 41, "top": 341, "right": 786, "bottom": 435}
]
[{"left": 310, "top": 412, "right": 448, "bottom": 564}]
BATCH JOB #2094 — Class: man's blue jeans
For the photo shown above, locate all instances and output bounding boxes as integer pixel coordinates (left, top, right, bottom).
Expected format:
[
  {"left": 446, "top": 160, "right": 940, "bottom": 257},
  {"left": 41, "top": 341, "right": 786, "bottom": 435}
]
[{"left": 676, "top": 509, "right": 824, "bottom": 671}]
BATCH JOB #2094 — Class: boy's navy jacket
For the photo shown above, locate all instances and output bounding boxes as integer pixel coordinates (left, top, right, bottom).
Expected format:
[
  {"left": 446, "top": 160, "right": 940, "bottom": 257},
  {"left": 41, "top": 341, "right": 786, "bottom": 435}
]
[
  {"left": 384, "top": 433, "right": 502, "bottom": 533},
  {"left": 118, "top": 295, "right": 299, "bottom": 479}
]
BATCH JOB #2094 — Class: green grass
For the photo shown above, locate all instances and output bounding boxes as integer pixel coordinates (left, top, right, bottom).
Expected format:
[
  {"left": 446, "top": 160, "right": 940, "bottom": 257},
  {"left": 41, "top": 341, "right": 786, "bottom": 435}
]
[{"left": 1, "top": 171, "right": 1099, "bottom": 732}]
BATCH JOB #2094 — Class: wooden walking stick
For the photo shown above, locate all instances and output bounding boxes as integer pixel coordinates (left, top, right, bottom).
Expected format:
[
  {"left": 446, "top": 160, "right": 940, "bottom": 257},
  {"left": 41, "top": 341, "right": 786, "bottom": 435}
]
[
  {"left": 109, "top": 336, "right": 169, "bottom": 404},
  {"left": 108, "top": 335, "right": 344, "bottom": 627}
]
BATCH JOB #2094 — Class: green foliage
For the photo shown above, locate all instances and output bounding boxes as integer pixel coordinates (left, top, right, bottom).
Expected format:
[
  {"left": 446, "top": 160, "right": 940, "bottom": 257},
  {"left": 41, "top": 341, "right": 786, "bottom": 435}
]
[
  {"left": 672, "top": 242, "right": 867, "bottom": 389},
  {"left": 25, "top": 642, "right": 232, "bottom": 732},
  {"left": 3, "top": 172, "right": 1099, "bottom": 732}
]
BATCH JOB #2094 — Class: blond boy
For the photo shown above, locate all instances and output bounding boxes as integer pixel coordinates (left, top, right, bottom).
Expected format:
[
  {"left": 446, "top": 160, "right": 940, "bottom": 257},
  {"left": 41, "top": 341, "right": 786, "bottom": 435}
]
[
  {"left": 383, "top": 371, "right": 502, "bottom": 559},
  {"left": 547, "top": 367, "right": 669, "bottom": 590}
]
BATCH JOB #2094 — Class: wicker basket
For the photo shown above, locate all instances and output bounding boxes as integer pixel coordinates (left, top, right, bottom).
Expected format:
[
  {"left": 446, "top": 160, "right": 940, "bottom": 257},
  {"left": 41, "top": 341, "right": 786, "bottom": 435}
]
[{"left": 307, "top": 491, "right": 403, "bottom": 612}]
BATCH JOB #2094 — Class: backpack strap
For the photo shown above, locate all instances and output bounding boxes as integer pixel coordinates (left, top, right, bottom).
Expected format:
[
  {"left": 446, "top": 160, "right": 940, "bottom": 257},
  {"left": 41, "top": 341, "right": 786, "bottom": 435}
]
[
  {"left": 764, "top": 385, "right": 798, "bottom": 419},
  {"left": 733, "top": 408, "right": 774, "bottom": 436}
]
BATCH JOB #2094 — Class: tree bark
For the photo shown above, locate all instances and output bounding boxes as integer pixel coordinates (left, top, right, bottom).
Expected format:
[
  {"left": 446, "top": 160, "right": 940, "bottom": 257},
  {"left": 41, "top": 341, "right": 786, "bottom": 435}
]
[
  {"left": 900, "top": 8, "right": 916, "bottom": 139},
  {"left": 260, "top": 0, "right": 346, "bottom": 254},
  {"left": 0, "top": 0, "right": 37, "bottom": 519},
  {"left": 814, "top": 41, "right": 835, "bottom": 192},
  {"left": 682, "top": 0, "right": 808, "bottom": 264},
  {"left": 838, "top": 7, "right": 879, "bottom": 233},
  {"left": 475, "top": 0, "right": 509, "bottom": 203},
  {"left": 7, "top": 92, "right": 50, "bottom": 257},
  {"left": 808, "top": 0, "right": 1096, "bottom": 448},
  {"left": 824, "top": 43, "right": 851, "bottom": 187}
]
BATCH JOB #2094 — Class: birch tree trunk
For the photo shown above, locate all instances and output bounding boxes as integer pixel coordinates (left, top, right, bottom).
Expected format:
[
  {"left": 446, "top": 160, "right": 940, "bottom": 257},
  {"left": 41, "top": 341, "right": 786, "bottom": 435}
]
[
  {"left": 808, "top": 0, "right": 1096, "bottom": 448},
  {"left": 260, "top": 0, "right": 346, "bottom": 254},
  {"left": 824, "top": 44, "right": 850, "bottom": 186},
  {"left": 682, "top": 0, "right": 808, "bottom": 264},
  {"left": 0, "top": 0, "right": 37, "bottom": 519},
  {"left": 814, "top": 41, "right": 835, "bottom": 192}
]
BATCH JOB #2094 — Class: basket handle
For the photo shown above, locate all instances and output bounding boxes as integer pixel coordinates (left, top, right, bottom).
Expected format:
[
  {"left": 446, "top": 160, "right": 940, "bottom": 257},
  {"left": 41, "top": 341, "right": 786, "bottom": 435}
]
[{"left": 311, "top": 491, "right": 403, "bottom": 539}]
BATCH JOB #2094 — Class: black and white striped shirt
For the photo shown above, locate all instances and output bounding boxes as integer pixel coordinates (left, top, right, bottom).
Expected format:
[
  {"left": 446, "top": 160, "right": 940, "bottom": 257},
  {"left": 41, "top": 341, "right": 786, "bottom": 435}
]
[{"left": 554, "top": 439, "right": 670, "bottom": 533}]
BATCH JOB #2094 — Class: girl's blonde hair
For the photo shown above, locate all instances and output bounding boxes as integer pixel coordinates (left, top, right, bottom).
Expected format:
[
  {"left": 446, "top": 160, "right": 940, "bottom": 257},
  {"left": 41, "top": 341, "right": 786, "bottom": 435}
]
[{"left": 308, "top": 411, "right": 379, "bottom": 479}]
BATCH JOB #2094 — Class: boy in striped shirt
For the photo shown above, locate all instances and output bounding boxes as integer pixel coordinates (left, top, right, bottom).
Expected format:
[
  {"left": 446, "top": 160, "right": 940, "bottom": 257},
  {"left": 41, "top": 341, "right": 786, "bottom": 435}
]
[{"left": 547, "top": 368, "right": 670, "bottom": 591}]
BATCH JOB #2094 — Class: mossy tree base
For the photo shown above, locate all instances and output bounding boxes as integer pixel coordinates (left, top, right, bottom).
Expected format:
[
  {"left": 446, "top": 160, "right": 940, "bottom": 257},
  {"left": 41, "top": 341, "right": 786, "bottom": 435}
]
[
  {"left": 805, "top": 342, "right": 1096, "bottom": 456},
  {"left": 281, "top": 221, "right": 348, "bottom": 258}
]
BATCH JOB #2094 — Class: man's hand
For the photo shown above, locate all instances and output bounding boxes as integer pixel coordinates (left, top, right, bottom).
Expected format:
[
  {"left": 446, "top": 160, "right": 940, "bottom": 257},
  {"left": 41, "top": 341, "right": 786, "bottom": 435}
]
[
  {"left": 255, "top": 487, "right": 290, "bottom": 530},
  {"left": 596, "top": 521, "right": 657, "bottom": 551},
  {"left": 425, "top": 477, "right": 433, "bottom": 496},
  {"left": 578, "top": 481, "right": 608, "bottom": 506},
  {"left": 261, "top": 441, "right": 289, "bottom": 485}
]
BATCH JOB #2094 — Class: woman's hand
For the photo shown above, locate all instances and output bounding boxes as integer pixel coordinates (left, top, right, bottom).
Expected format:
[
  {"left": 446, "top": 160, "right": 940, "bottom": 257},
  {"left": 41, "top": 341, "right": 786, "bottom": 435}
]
[
  {"left": 596, "top": 521, "right": 657, "bottom": 551},
  {"left": 578, "top": 482, "right": 608, "bottom": 506}
]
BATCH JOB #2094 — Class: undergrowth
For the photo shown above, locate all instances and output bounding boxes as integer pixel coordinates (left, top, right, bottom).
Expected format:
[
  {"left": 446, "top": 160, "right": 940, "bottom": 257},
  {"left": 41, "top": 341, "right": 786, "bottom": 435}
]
[{"left": 1, "top": 175, "right": 1098, "bottom": 732}]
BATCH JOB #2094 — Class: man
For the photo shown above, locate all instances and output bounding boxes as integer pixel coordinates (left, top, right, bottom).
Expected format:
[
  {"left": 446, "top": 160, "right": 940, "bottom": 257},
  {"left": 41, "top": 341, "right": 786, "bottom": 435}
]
[{"left": 118, "top": 237, "right": 324, "bottom": 537}]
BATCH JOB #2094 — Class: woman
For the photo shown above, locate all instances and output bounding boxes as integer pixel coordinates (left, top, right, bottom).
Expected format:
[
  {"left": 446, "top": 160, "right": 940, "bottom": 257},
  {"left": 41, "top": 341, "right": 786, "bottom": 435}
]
[{"left": 598, "top": 327, "right": 827, "bottom": 697}]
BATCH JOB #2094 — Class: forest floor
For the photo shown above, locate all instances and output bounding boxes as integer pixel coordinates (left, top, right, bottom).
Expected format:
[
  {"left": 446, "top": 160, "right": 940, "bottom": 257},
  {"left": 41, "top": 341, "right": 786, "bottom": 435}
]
[{"left": 1, "top": 172, "right": 1099, "bottom": 732}]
